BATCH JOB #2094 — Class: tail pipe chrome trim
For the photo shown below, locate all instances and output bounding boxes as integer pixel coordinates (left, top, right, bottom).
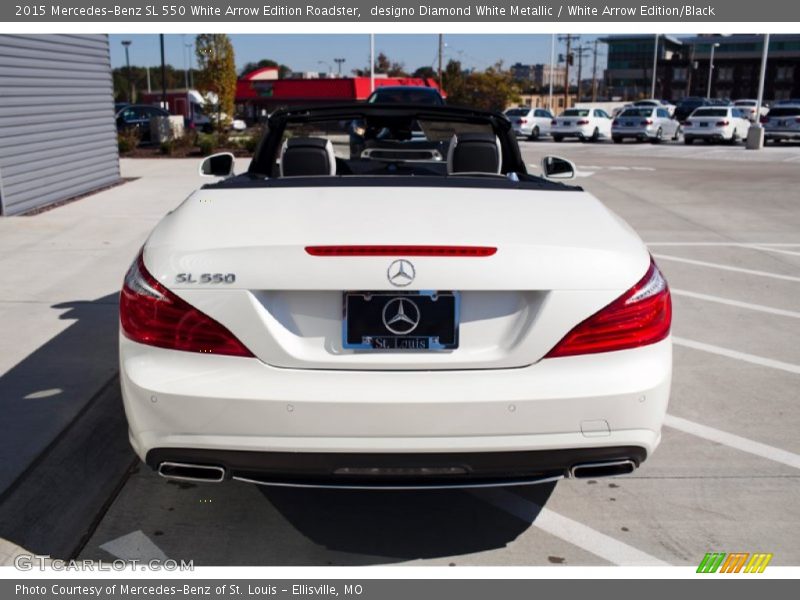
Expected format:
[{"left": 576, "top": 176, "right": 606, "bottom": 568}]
[
  {"left": 569, "top": 459, "right": 636, "bottom": 479},
  {"left": 158, "top": 462, "right": 226, "bottom": 483},
  {"left": 231, "top": 474, "right": 564, "bottom": 490}
]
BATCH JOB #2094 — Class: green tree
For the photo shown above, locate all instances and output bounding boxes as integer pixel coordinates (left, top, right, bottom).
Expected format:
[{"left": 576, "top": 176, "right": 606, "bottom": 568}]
[
  {"left": 195, "top": 34, "right": 237, "bottom": 132},
  {"left": 445, "top": 61, "right": 521, "bottom": 112},
  {"left": 240, "top": 59, "right": 291, "bottom": 79},
  {"left": 412, "top": 66, "right": 437, "bottom": 79},
  {"left": 352, "top": 52, "right": 408, "bottom": 77}
]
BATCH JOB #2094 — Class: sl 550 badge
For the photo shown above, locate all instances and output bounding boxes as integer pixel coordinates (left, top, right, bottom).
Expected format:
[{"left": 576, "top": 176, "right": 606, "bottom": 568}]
[{"left": 176, "top": 273, "right": 236, "bottom": 284}]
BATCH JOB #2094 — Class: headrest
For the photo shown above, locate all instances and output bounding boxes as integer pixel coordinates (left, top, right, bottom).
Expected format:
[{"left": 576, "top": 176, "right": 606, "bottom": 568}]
[
  {"left": 280, "top": 137, "right": 337, "bottom": 177},
  {"left": 446, "top": 133, "right": 502, "bottom": 175}
]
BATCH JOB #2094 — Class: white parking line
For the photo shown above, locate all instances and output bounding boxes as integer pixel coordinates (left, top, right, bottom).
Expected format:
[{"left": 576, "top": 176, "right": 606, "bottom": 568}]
[
  {"left": 99, "top": 530, "right": 169, "bottom": 561},
  {"left": 664, "top": 415, "right": 800, "bottom": 470},
  {"left": 671, "top": 289, "right": 800, "bottom": 319},
  {"left": 750, "top": 245, "right": 800, "bottom": 258},
  {"left": 673, "top": 336, "right": 800, "bottom": 375},
  {"left": 653, "top": 254, "right": 800, "bottom": 283},
  {"left": 471, "top": 488, "right": 670, "bottom": 566}
]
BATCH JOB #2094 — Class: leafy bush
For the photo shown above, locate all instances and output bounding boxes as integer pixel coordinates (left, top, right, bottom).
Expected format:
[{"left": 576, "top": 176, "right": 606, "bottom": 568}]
[
  {"left": 117, "top": 128, "right": 141, "bottom": 154},
  {"left": 197, "top": 133, "right": 217, "bottom": 156},
  {"left": 159, "top": 140, "right": 175, "bottom": 155}
]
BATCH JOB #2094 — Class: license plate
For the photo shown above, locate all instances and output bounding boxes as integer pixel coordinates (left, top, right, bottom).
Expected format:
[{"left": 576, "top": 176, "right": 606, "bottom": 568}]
[
  {"left": 778, "top": 120, "right": 787, "bottom": 127},
  {"left": 562, "top": 121, "right": 571, "bottom": 126},
  {"left": 343, "top": 291, "right": 459, "bottom": 350},
  {"left": 700, "top": 122, "right": 709, "bottom": 127},
  {"left": 625, "top": 121, "right": 634, "bottom": 126}
]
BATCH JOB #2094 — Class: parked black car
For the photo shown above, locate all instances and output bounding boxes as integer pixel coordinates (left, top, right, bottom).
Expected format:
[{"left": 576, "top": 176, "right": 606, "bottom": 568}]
[
  {"left": 115, "top": 104, "right": 171, "bottom": 143},
  {"left": 674, "top": 97, "right": 713, "bottom": 122},
  {"left": 366, "top": 86, "right": 445, "bottom": 105}
]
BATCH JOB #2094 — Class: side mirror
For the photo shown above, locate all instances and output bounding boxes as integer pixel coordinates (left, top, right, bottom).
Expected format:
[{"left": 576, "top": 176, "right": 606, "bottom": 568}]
[
  {"left": 199, "top": 152, "right": 235, "bottom": 178},
  {"left": 541, "top": 155, "right": 576, "bottom": 180}
]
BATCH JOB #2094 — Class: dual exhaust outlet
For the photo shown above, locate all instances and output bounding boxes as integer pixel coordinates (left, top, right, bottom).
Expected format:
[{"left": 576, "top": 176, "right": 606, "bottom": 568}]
[{"left": 157, "top": 458, "right": 637, "bottom": 485}]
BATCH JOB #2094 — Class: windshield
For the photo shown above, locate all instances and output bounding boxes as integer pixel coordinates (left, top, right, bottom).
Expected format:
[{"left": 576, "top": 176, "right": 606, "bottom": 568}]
[
  {"left": 692, "top": 108, "right": 728, "bottom": 117},
  {"left": 368, "top": 88, "right": 442, "bottom": 105},
  {"left": 562, "top": 109, "right": 589, "bottom": 117},
  {"left": 767, "top": 107, "right": 800, "bottom": 117},
  {"left": 620, "top": 108, "right": 654, "bottom": 118},
  {"left": 505, "top": 109, "right": 529, "bottom": 116}
]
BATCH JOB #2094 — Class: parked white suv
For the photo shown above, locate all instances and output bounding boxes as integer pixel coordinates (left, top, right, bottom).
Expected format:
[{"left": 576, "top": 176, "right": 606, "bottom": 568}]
[{"left": 763, "top": 105, "right": 800, "bottom": 143}]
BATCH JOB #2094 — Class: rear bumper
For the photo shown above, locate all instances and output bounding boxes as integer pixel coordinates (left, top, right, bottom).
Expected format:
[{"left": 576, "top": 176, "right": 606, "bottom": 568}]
[
  {"left": 146, "top": 446, "right": 648, "bottom": 488},
  {"left": 552, "top": 127, "right": 592, "bottom": 138},
  {"left": 121, "top": 335, "right": 671, "bottom": 479},
  {"left": 765, "top": 130, "right": 800, "bottom": 140},
  {"left": 612, "top": 129, "right": 654, "bottom": 140}
]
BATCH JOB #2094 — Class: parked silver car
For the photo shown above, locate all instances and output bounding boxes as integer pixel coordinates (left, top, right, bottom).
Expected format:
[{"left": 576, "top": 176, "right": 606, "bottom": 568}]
[
  {"left": 763, "top": 105, "right": 800, "bottom": 143},
  {"left": 505, "top": 107, "right": 554, "bottom": 140},
  {"left": 612, "top": 107, "right": 681, "bottom": 143}
]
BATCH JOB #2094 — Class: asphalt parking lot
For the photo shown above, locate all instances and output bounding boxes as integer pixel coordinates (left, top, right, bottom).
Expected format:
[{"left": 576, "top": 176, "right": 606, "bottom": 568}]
[{"left": 4, "top": 140, "right": 799, "bottom": 567}]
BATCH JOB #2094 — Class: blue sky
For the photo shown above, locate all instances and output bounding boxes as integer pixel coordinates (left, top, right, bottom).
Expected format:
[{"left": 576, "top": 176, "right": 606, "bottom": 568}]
[{"left": 108, "top": 34, "right": 609, "bottom": 76}]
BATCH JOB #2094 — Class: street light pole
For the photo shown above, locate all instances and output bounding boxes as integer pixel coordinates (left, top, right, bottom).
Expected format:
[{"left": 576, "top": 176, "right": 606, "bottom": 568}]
[
  {"left": 160, "top": 34, "right": 167, "bottom": 109},
  {"left": 121, "top": 40, "right": 132, "bottom": 102},
  {"left": 650, "top": 33, "right": 659, "bottom": 98},
  {"left": 182, "top": 34, "right": 189, "bottom": 90},
  {"left": 706, "top": 42, "right": 719, "bottom": 98},
  {"left": 334, "top": 58, "right": 345, "bottom": 76},
  {"left": 370, "top": 33, "right": 375, "bottom": 92},
  {"left": 747, "top": 33, "right": 770, "bottom": 150}
]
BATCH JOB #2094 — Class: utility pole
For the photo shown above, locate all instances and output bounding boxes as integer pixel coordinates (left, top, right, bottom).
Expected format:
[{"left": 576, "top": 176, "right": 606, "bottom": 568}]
[
  {"left": 574, "top": 44, "right": 591, "bottom": 103},
  {"left": 438, "top": 34, "right": 444, "bottom": 92},
  {"left": 558, "top": 34, "right": 575, "bottom": 109},
  {"left": 146, "top": 66, "right": 151, "bottom": 93},
  {"left": 590, "top": 39, "right": 597, "bottom": 102}
]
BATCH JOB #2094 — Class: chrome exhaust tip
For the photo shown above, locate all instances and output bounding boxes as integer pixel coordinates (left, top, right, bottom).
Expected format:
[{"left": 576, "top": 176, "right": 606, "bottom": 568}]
[
  {"left": 158, "top": 461, "right": 226, "bottom": 483},
  {"left": 569, "top": 459, "right": 636, "bottom": 479}
]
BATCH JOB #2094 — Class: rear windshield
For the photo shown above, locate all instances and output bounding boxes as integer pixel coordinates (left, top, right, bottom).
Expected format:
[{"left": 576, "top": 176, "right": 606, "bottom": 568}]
[
  {"left": 767, "top": 107, "right": 800, "bottom": 117},
  {"left": 368, "top": 89, "right": 441, "bottom": 105},
  {"left": 620, "top": 108, "right": 654, "bottom": 118},
  {"left": 562, "top": 109, "right": 589, "bottom": 117},
  {"left": 734, "top": 100, "right": 756, "bottom": 106},
  {"left": 692, "top": 108, "right": 728, "bottom": 117},
  {"left": 505, "top": 109, "right": 530, "bottom": 116}
]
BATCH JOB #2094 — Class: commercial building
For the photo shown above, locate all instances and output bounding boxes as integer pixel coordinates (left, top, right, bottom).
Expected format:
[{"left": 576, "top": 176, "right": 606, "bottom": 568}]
[
  {"left": 510, "top": 62, "right": 567, "bottom": 89},
  {"left": 601, "top": 34, "right": 800, "bottom": 102},
  {"left": 0, "top": 35, "right": 119, "bottom": 216}
]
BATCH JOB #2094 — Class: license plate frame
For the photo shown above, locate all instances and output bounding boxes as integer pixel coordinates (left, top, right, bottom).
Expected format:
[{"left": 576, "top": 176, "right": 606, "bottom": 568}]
[{"left": 343, "top": 291, "right": 460, "bottom": 351}]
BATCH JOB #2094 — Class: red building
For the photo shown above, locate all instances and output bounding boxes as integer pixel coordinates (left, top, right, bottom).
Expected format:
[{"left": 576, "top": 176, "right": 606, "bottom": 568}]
[{"left": 235, "top": 66, "right": 443, "bottom": 121}]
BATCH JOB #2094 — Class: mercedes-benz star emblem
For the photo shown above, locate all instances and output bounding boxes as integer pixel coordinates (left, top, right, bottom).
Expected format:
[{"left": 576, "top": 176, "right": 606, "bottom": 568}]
[
  {"left": 382, "top": 298, "right": 421, "bottom": 335},
  {"left": 387, "top": 259, "right": 415, "bottom": 287}
]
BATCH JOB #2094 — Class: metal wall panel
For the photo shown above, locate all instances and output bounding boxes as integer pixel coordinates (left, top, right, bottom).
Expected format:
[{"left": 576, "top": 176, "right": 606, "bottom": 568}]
[{"left": 0, "top": 34, "right": 120, "bottom": 215}]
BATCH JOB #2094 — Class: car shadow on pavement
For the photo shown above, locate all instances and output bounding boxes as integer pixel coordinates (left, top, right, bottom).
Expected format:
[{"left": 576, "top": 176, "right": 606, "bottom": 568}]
[
  {"left": 257, "top": 482, "right": 556, "bottom": 563},
  {"left": 0, "top": 293, "right": 134, "bottom": 558}
]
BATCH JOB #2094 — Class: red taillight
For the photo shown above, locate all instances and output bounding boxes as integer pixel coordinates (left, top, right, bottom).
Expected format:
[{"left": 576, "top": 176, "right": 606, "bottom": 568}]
[
  {"left": 795, "top": 118, "right": 800, "bottom": 123},
  {"left": 520, "top": 118, "right": 528, "bottom": 124},
  {"left": 759, "top": 116, "right": 768, "bottom": 124},
  {"left": 641, "top": 119, "right": 653, "bottom": 126},
  {"left": 119, "top": 251, "right": 253, "bottom": 357},
  {"left": 716, "top": 120, "right": 730, "bottom": 126},
  {"left": 545, "top": 259, "right": 671, "bottom": 358},
  {"left": 576, "top": 119, "right": 590, "bottom": 125},
  {"left": 683, "top": 120, "right": 692, "bottom": 126},
  {"left": 305, "top": 245, "right": 497, "bottom": 257},
  {"left": 551, "top": 119, "right": 558, "bottom": 125},
  {"left": 612, "top": 119, "right": 619, "bottom": 125}
]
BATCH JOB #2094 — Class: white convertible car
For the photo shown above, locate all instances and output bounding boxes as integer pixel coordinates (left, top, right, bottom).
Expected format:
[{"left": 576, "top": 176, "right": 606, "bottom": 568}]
[{"left": 120, "top": 104, "right": 672, "bottom": 489}]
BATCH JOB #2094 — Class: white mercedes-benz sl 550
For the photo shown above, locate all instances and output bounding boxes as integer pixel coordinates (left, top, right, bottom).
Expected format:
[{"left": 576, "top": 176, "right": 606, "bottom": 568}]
[{"left": 119, "top": 103, "right": 672, "bottom": 489}]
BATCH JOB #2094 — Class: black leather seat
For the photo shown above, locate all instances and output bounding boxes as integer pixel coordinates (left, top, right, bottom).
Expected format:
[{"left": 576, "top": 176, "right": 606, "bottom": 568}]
[
  {"left": 280, "top": 137, "right": 337, "bottom": 177},
  {"left": 446, "top": 133, "right": 503, "bottom": 175}
]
